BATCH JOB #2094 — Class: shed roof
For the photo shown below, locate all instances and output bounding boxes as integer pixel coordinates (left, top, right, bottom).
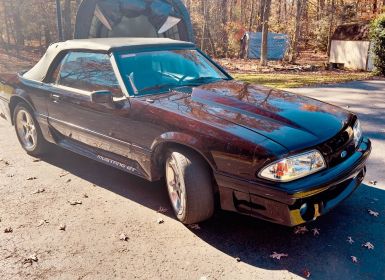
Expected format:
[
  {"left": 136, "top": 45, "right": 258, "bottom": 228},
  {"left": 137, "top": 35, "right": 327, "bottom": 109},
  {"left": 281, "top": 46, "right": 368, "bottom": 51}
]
[{"left": 331, "top": 22, "right": 370, "bottom": 41}]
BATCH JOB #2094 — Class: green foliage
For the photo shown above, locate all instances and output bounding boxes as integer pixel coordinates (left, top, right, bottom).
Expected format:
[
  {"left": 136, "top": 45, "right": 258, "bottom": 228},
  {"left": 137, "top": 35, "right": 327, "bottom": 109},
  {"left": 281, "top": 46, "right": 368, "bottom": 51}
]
[
  {"left": 370, "top": 14, "right": 385, "bottom": 76},
  {"left": 233, "top": 72, "right": 373, "bottom": 89}
]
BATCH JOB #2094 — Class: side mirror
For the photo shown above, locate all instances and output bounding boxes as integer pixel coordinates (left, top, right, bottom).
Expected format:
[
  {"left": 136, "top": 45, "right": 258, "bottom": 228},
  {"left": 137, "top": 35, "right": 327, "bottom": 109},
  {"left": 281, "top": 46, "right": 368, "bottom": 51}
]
[{"left": 90, "top": 90, "right": 115, "bottom": 108}]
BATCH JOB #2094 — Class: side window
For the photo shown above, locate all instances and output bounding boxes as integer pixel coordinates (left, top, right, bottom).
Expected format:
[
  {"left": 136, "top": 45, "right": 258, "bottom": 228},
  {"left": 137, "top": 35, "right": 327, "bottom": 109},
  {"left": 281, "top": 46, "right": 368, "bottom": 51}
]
[
  {"left": 58, "top": 52, "right": 123, "bottom": 97},
  {"left": 48, "top": 55, "right": 66, "bottom": 84}
]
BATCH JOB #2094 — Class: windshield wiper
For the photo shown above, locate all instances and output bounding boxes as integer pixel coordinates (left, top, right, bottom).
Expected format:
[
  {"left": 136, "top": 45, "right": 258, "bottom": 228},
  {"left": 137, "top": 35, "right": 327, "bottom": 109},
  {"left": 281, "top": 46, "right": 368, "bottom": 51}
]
[
  {"left": 138, "top": 84, "right": 174, "bottom": 95},
  {"left": 181, "top": 77, "right": 225, "bottom": 86}
]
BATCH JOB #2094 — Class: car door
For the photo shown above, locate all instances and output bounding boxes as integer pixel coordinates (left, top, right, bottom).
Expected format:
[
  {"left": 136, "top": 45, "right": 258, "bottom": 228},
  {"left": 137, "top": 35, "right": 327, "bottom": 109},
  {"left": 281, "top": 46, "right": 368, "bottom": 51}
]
[{"left": 46, "top": 51, "right": 147, "bottom": 171}]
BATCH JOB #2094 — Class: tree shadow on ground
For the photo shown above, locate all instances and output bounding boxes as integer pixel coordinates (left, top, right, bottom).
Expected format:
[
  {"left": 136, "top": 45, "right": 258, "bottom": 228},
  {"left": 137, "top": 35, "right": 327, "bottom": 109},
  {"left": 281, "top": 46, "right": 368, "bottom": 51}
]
[{"left": 40, "top": 146, "right": 385, "bottom": 280}]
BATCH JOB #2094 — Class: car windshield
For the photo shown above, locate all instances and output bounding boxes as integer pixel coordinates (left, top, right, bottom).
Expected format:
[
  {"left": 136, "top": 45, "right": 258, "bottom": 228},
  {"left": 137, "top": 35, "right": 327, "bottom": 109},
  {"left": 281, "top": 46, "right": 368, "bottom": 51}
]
[{"left": 116, "top": 49, "right": 229, "bottom": 96}]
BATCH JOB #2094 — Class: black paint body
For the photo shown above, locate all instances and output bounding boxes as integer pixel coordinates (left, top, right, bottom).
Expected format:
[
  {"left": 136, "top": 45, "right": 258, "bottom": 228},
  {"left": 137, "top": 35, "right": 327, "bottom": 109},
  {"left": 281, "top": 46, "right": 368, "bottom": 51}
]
[{"left": 0, "top": 42, "right": 371, "bottom": 226}]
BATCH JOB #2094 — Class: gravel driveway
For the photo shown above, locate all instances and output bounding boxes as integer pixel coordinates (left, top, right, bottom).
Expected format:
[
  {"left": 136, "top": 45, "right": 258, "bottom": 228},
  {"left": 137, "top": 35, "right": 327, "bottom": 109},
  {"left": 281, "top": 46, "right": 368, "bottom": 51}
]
[{"left": 0, "top": 80, "right": 384, "bottom": 280}]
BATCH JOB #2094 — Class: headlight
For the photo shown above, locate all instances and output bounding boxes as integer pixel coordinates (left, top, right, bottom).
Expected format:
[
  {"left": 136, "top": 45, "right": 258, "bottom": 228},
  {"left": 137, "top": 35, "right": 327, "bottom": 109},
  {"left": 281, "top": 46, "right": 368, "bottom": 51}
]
[
  {"left": 259, "top": 150, "right": 326, "bottom": 182},
  {"left": 353, "top": 120, "right": 362, "bottom": 147}
]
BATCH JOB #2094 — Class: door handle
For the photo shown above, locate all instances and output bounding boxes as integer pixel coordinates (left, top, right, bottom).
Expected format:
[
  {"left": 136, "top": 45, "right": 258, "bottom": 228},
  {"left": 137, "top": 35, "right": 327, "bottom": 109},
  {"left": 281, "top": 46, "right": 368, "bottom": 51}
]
[{"left": 51, "top": 94, "right": 61, "bottom": 103}]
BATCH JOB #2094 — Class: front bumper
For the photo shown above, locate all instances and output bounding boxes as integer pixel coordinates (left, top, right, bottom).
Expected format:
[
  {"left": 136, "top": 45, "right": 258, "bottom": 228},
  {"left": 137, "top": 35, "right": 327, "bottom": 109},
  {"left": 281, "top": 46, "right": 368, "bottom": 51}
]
[{"left": 215, "top": 138, "right": 372, "bottom": 227}]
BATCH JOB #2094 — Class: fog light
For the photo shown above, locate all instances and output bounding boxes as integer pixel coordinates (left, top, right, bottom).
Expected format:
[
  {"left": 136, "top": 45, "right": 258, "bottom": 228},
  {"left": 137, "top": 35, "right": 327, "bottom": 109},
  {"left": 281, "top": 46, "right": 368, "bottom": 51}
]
[
  {"left": 299, "top": 202, "right": 315, "bottom": 221},
  {"left": 300, "top": 203, "right": 308, "bottom": 216}
]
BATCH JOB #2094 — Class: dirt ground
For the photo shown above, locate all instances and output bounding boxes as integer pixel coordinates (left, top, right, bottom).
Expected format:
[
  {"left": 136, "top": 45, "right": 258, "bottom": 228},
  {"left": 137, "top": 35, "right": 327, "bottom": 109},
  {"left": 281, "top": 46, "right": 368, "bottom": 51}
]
[
  {"left": 0, "top": 121, "right": 302, "bottom": 280},
  {"left": 1, "top": 101, "right": 385, "bottom": 279}
]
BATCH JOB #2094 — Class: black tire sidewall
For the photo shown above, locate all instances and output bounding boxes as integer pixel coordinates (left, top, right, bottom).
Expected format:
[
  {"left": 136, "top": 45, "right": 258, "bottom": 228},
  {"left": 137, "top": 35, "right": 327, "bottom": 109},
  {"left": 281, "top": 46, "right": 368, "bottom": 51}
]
[{"left": 165, "top": 149, "right": 214, "bottom": 224}]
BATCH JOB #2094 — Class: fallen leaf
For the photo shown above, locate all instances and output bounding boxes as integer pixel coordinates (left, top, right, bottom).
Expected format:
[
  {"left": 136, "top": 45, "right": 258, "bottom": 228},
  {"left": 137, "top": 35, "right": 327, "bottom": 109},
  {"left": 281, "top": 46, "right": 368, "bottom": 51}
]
[
  {"left": 312, "top": 228, "right": 320, "bottom": 236},
  {"left": 303, "top": 269, "right": 311, "bottom": 278},
  {"left": 157, "top": 206, "right": 168, "bottom": 213},
  {"left": 351, "top": 256, "right": 358, "bottom": 263},
  {"left": 235, "top": 257, "right": 241, "bottom": 262},
  {"left": 59, "top": 172, "right": 69, "bottom": 178},
  {"left": 27, "top": 177, "right": 37, "bottom": 181},
  {"left": 363, "top": 242, "right": 374, "bottom": 250},
  {"left": 157, "top": 218, "right": 164, "bottom": 224},
  {"left": 68, "top": 200, "right": 82, "bottom": 206},
  {"left": 37, "top": 219, "right": 48, "bottom": 227},
  {"left": 119, "top": 233, "right": 129, "bottom": 241},
  {"left": 29, "top": 254, "right": 38, "bottom": 262},
  {"left": 32, "top": 188, "right": 45, "bottom": 194},
  {"left": 59, "top": 224, "right": 66, "bottom": 231},
  {"left": 83, "top": 193, "right": 89, "bottom": 198},
  {"left": 0, "top": 159, "right": 10, "bottom": 166},
  {"left": 188, "top": 224, "right": 201, "bottom": 230},
  {"left": 23, "top": 254, "right": 38, "bottom": 265},
  {"left": 368, "top": 209, "right": 379, "bottom": 217},
  {"left": 4, "top": 227, "right": 13, "bottom": 233},
  {"left": 32, "top": 159, "right": 40, "bottom": 163},
  {"left": 347, "top": 236, "right": 354, "bottom": 244},
  {"left": 270, "top": 252, "right": 288, "bottom": 260},
  {"left": 369, "top": 180, "right": 377, "bottom": 186},
  {"left": 66, "top": 179, "right": 72, "bottom": 183},
  {"left": 294, "top": 226, "right": 309, "bottom": 235}
]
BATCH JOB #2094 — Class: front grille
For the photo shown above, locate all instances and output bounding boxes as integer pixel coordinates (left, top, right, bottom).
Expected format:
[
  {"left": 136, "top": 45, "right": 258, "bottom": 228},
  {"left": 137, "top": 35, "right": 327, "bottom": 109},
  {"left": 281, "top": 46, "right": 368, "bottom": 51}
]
[{"left": 319, "top": 125, "right": 356, "bottom": 167}]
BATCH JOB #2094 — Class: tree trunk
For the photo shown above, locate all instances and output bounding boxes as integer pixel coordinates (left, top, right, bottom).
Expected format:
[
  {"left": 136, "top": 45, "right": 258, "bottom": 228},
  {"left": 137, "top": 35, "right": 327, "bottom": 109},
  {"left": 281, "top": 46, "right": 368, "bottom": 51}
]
[
  {"left": 2, "top": 1, "right": 11, "bottom": 47},
  {"left": 200, "top": 0, "right": 207, "bottom": 50},
  {"left": 9, "top": 0, "right": 25, "bottom": 46},
  {"left": 221, "top": 0, "right": 229, "bottom": 57},
  {"left": 260, "top": 0, "right": 272, "bottom": 66},
  {"left": 56, "top": 0, "right": 64, "bottom": 41},
  {"left": 289, "top": 0, "right": 305, "bottom": 63},
  {"left": 327, "top": 0, "right": 336, "bottom": 57},
  {"left": 63, "top": 0, "right": 72, "bottom": 40},
  {"left": 207, "top": 28, "right": 217, "bottom": 57},
  {"left": 249, "top": 0, "right": 256, "bottom": 31},
  {"left": 44, "top": 22, "right": 52, "bottom": 49},
  {"left": 256, "top": 0, "right": 266, "bottom": 32}
]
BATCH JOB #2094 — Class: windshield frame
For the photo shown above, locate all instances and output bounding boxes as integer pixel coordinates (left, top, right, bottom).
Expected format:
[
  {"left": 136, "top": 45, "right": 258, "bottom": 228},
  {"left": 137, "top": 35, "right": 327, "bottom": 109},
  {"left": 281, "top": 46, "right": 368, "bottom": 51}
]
[{"left": 113, "top": 46, "right": 233, "bottom": 97}]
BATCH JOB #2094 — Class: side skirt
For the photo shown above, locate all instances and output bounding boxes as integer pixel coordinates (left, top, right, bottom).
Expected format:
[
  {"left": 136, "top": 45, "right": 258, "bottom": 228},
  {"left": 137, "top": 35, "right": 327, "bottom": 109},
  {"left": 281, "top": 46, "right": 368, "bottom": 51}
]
[{"left": 52, "top": 129, "right": 152, "bottom": 181}]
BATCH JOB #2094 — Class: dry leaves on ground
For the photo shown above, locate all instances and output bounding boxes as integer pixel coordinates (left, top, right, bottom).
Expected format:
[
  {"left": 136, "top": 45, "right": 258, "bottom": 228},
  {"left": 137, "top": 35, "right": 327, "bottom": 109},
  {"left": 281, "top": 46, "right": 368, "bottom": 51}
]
[
  {"left": 294, "top": 226, "right": 309, "bottom": 235},
  {"left": 363, "top": 242, "right": 374, "bottom": 250},
  {"left": 270, "top": 252, "right": 288, "bottom": 260}
]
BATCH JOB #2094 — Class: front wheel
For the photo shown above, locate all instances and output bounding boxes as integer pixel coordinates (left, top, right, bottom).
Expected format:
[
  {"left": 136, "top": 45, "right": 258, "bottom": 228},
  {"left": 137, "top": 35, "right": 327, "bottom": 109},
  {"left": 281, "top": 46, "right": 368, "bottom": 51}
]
[
  {"left": 165, "top": 149, "right": 214, "bottom": 224},
  {"left": 13, "top": 103, "right": 49, "bottom": 157}
]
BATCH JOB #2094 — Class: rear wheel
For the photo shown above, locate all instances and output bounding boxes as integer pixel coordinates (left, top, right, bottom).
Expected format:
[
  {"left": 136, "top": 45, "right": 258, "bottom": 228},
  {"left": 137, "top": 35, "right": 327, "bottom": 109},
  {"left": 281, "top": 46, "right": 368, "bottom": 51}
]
[
  {"left": 13, "top": 103, "right": 48, "bottom": 156},
  {"left": 165, "top": 149, "right": 214, "bottom": 224}
]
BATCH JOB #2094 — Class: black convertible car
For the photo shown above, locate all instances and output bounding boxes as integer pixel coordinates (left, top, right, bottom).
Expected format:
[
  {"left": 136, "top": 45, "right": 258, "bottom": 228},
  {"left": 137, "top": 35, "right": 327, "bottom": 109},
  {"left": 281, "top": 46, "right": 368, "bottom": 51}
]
[{"left": 0, "top": 38, "right": 371, "bottom": 226}]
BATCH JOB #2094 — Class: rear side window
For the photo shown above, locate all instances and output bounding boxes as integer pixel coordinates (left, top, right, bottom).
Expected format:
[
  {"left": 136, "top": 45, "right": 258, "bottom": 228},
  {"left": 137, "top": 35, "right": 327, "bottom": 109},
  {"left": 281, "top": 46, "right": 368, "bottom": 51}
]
[{"left": 58, "top": 52, "right": 123, "bottom": 97}]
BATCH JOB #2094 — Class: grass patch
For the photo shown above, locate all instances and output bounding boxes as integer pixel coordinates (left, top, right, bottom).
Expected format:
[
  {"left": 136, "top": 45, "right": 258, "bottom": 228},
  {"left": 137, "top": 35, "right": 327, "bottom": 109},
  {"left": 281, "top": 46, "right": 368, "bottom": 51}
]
[{"left": 232, "top": 72, "right": 374, "bottom": 89}]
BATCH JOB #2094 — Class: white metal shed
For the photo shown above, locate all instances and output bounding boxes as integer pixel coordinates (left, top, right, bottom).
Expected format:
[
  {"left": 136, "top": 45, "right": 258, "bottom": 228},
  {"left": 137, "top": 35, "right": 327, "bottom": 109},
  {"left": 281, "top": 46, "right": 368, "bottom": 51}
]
[{"left": 329, "top": 22, "right": 373, "bottom": 71}]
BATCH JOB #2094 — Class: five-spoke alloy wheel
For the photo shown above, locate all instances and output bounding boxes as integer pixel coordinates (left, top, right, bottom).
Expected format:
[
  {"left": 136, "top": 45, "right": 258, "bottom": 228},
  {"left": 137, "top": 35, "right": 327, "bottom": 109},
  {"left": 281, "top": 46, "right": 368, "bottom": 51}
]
[{"left": 13, "top": 103, "right": 48, "bottom": 156}]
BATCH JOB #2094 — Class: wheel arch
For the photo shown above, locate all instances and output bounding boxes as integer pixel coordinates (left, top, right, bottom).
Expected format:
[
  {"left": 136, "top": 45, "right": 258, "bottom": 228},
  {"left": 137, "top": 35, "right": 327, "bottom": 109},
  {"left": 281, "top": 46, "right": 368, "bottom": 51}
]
[
  {"left": 151, "top": 133, "right": 218, "bottom": 183},
  {"left": 152, "top": 140, "right": 219, "bottom": 194}
]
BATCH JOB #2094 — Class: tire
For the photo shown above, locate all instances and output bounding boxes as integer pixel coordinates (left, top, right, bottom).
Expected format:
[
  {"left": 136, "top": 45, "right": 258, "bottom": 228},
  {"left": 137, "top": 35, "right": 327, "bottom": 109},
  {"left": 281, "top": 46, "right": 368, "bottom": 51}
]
[
  {"left": 165, "top": 149, "right": 214, "bottom": 224},
  {"left": 13, "top": 103, "right": 49, "bottom": 157}
]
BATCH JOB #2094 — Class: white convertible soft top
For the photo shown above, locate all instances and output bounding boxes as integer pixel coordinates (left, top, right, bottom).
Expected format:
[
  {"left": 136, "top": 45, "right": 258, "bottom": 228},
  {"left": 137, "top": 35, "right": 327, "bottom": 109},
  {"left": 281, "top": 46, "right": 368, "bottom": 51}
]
[{"left": 23, "top": 37, "right": 194, "bottom": 82}]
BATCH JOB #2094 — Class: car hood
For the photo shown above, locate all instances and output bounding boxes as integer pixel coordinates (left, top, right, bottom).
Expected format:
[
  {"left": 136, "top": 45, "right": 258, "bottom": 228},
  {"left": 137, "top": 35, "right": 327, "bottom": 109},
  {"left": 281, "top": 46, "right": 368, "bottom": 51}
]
[{"left": 153, "top": 80, "right": 352, "bottom": 151}]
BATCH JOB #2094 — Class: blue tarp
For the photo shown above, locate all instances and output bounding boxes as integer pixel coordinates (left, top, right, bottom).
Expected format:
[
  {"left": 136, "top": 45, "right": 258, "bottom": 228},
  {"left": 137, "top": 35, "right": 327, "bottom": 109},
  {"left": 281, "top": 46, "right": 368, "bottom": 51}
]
[{"left": 245, "top": 32, "right": 289, "bottom": 60}]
